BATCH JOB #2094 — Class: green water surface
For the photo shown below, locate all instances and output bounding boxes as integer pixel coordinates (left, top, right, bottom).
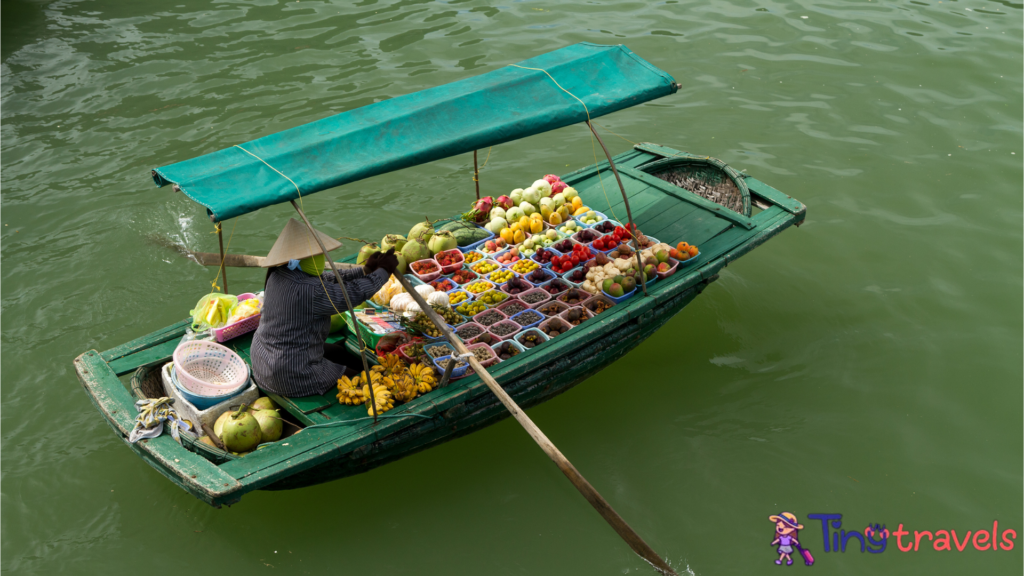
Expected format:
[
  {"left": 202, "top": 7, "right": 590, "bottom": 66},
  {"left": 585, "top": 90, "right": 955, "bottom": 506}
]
[{"left": 2, "top": 1, "right": 1021, "bottom": 574}]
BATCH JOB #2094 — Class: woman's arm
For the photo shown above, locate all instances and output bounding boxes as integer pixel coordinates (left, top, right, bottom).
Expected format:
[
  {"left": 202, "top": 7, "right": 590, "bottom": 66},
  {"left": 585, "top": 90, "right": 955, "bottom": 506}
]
[{"left": 314, "top": 268, "right": 390, "bottom": 315}]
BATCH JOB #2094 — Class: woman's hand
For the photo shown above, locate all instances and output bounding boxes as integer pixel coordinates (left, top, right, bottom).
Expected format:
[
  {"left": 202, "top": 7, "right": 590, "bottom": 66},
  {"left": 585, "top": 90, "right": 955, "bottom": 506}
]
[
  {"left": 375, "top": 248, "right": 400, "bottom": 276},
  {"left": 364, "top": 249, "right": 388, "bottom": 274}
]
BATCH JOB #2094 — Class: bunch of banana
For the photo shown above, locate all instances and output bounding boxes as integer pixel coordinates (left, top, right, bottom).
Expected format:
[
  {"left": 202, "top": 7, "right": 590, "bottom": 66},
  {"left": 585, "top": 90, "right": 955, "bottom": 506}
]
[
  {"left": 385, "top": 372, "right": 419, "bottom": 403},
  {"left": 363, "top": 382, "right": 394, "bottom": 415},
  {"left": 409, "top": 363, "right": 436, "bottom": 394},
  {"left": 336, "top": 374, "right": 368, "bottom": 405},
  {"left": 372, "top": 354, "right": 406, "bottom": 377}
]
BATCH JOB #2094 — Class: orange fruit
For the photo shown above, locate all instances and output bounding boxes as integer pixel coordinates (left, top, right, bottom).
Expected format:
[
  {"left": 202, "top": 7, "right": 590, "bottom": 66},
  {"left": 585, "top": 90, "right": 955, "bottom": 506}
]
[
  {"left": 677, "top": 241, "right": 689, "bottom": 251},
  {"left": 688, "top": 245, "right": 699, "bottom": 257}
]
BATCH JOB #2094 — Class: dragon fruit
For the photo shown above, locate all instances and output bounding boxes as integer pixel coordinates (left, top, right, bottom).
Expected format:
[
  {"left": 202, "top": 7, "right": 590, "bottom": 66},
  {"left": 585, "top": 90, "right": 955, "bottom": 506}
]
[
  {"left": 496, "top": 195, "right": 513, "bottom": 210},
  {"left": 462, "top": 196, "right": 494, "bottom": 224},
  {"left": 544, "top": 174, "right": 561, "bottom": 185},
  {"left": 551, "top": 181, "right": 567, "bottom": 195}
]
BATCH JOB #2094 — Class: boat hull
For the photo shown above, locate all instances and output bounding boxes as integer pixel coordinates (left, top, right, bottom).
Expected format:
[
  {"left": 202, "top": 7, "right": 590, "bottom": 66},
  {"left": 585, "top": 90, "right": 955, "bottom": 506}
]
[{"left": 74, "top": 142, "right": 806, "bottom": 506}]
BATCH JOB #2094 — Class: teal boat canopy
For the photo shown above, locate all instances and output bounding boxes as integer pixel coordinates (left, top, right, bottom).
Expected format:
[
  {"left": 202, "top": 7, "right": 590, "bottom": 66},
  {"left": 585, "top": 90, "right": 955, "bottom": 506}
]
[{"left": 153, "top": 43, "right": 677, "bottom": 222}]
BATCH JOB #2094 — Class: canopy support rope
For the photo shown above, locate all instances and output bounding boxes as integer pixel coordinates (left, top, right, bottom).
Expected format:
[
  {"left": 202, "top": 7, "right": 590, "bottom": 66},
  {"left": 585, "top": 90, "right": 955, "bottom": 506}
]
[{"left": 587, "top": 121, "right": 648, "bottom": 298}]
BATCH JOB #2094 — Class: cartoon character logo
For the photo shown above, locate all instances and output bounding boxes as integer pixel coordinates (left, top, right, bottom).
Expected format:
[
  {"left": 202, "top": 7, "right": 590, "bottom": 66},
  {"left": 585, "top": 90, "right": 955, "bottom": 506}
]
[{"left": 770, "top": 512, "right": 814, "bottom": 566}]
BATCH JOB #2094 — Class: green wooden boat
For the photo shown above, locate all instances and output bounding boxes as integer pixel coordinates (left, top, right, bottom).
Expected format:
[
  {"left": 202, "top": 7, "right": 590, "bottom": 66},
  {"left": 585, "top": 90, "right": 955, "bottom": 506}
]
[{"left": 73, "top": 45, "right": 805, "bottom": 507}]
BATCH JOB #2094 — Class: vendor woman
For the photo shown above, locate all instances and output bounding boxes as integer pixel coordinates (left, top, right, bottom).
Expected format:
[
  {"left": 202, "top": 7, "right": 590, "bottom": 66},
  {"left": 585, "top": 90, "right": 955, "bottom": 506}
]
[{"left": 251, "top": 218, "right": 399, "bottom": 397}]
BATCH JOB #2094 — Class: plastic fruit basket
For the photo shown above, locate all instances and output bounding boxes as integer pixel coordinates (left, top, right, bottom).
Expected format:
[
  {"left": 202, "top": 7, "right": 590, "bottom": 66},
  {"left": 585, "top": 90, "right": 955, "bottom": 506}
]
[
  {"left": 573, "top": 210, "right": 607, "bottom": 228},
  {"left": 172, "top": 340, "right": 249, "bottom": 396},
  {"left": 559, "top": 306, "right": 595, "bottom": 327},
  {"left": 169, "top": 364, "right": 249, "bottom": 411},
  {"left": 491, "top": 339, "right": 526, "bottom": 362},
  {"left": 495, "top": 298, "right": 528, "bottom": 317},
  {"left": 583, "top": 294, "right": 616, "bottom": 315},
  {"left": 433, "top": 354, "right": 471, "bottom": 379},
  {"left": 454, "top": 322, "right": 487, "bottom": 342},
  {"left": 676, "top": 251, "right": 701, "bottom": 268},
  {"left": 535, "top": 300, "right": 570, "bottom": 318},
  {"left": 509, "top": 309, "right": 544, "bottom": 330},
  {"left": 410, "top": 259, "right": 442, "bottom": 282},
  {"left": 557, "top": 288, "right": 592, "bottom": 307},
  {"left": 487, "top": 319, "right": 522, "bottom": 341},
  {"left": 538, "top": 278, "right": 572, "bottom": 298},
  {"left": 537, "top": 316, "right": 573, "bottom": 339},
  {"left": 434, "top": 249, "right": 465, "bottom": 274},
  {"left": 518, "top": 287, "right": 552, "bottom": 309},
  {"left": 500, "top": 277, "right": 534, "bottom": 298},
  {"left": 473, "top": 308, "right": 508, "bottom": 327},
  {"left": 601, "top": 286, "right": 637, "bottom": 304},
  {"left": 515, "top": 328, "right": 550, "bottom": 350},
  {"left": 655, "top": 258, "right": 680, "bottom": 279},
  {"left": 214, "top": 292, "right": 262, "bottom": 343}
]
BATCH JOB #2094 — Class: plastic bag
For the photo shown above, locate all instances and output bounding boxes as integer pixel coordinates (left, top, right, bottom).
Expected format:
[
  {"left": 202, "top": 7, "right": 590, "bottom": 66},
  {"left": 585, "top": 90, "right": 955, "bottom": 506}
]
[{"left": 190, "top": 293, "right": 238, "bottom": 331}]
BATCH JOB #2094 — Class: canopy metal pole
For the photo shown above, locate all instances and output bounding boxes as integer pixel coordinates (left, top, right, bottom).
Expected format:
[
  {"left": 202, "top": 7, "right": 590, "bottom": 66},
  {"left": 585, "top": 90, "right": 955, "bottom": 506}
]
[
  {"left": 586, "top": 121, "right": 648, "bottom": 297},
  {"left": 473, "top": 150, "right": 480, "bottom": 200},
  {"left": 216, "top": 223, "right": 228, "bottom": 294},
  {"left": 289, "top": 201, "right": 378, "bottom": 423},
  {"left": 392, "top": 271, "right": 677, "bottom": 576}
]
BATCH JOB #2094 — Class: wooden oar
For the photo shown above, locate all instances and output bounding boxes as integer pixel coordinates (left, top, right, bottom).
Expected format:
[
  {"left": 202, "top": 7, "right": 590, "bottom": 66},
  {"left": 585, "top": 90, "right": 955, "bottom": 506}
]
[
  {"left": 390, "top": 271, "right": 678, "bottom": 575},
  {"left": 280, "top": 204, "right": 676, "bottom": 574}
]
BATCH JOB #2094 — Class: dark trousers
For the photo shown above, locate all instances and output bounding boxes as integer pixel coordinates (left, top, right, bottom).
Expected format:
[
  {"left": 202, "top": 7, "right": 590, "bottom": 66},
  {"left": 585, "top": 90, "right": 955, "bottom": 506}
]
[{"left": 323, "top": 342, "right": 361, "bottom": 376}]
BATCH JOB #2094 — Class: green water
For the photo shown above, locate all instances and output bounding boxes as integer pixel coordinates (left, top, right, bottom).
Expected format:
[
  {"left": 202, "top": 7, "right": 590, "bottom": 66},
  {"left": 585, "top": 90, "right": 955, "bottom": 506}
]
[{"left": 2, "top": 0, "right": 1021, "bottom": 574}]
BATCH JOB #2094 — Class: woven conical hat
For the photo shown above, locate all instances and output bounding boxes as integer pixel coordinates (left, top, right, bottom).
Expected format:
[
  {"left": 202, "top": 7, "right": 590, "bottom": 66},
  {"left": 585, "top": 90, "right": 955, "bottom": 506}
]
[{"left": 262, "top": 218, "right": 342, "bottom": 267}]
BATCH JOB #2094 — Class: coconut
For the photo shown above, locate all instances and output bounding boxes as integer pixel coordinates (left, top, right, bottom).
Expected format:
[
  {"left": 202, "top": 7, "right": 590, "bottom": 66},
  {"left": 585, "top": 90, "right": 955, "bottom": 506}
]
[
  {"left": 214, "top": 410, "right": 232, "bottom": 438},
  {"left": 395, "top": 253, "right": 408, "bottom": 274},
  {"left": 252, "top": 397, "right": 277, "bottom": 411},
  {"left": 252, "top": 409, "right": 283, "bottom": 443},
  {"left": 407, "top": 220, "right": 434, "bottom": 243},
  {"left": 381, "top": 234, "right": 406, "bottom": 253},
  {"left": 357, "top": 242, "right": 381, "bottom": 266},
  {"left": 401, "top": 238, "right": 431, "bottom": 264},
  {"left": 486, "top": 217, "right": 507, "bottom": 234},
  {"left": 221, "top": 405, "right": 262, "bottom": 453},
  {"left": 427, "top": 231, "right": 457, "bottom": 254}
]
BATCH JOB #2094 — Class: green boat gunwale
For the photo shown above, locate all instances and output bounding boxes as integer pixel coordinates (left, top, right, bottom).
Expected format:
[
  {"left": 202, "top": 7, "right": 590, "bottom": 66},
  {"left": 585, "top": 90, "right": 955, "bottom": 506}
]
[{"left": 74, "top": 143, "right": 804, "bottom": 507}]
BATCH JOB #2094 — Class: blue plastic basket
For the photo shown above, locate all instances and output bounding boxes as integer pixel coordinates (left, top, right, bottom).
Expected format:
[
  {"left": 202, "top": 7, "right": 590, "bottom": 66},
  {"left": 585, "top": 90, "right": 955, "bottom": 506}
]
[
  {"left": 491, "top": 339, "right": 526, "bottom": 362},
  {"left": 588, "top": 219, "right": 623, "bottom": 236},
  {"left": 424, "top": 342, "right": 456, "bottom": 360},
  {"left": 170, "top": 366, "right": 250, "bottom": 411},
  {"left": 676, "top": 251, "right": 701, "bottom": 268},
  {"left": 509, "top": 309, "right": 545, "bottom": 330},
  {"left": 433, "top": 354, "right": 470, "bottom": 379},
  {"left": 573, "top": 210, "right": 607, "bottom": 228},
  {"left": 601, "top": 286, "right": 637, "bottom": 304},
  {"left": 514, "top": 328, "right": 550, "bottom": 350}
]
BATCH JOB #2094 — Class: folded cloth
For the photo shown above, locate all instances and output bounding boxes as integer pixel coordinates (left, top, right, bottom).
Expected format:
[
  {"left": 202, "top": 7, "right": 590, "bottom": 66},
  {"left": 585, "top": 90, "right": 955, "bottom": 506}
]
[{"left": 128, "top": 397, "right": 195, "bottom": 444}]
